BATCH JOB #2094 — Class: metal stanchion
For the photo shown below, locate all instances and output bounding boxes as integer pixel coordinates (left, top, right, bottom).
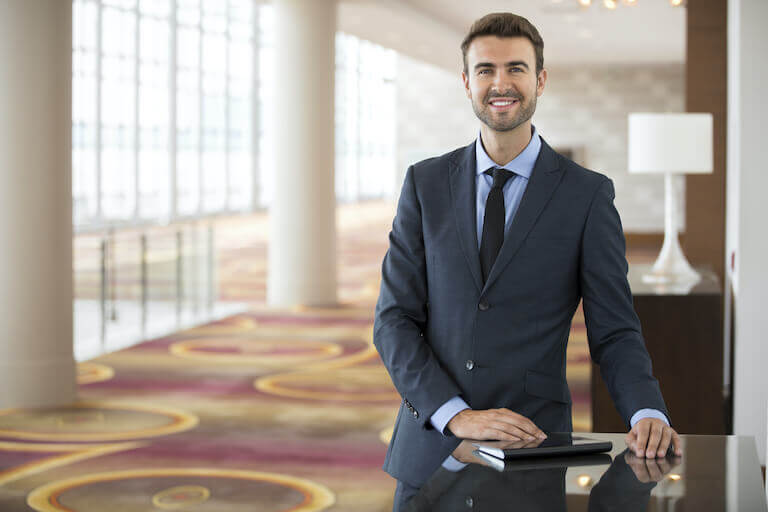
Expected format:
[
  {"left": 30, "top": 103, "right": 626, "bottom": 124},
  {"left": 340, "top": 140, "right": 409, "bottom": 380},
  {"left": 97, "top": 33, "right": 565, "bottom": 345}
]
[
  {"left": 140, "top": 233, "right": 148, "bottom": 336},
  {"left": 108, "top": 227, "right": 117, "bottom": 322},
  {"left": 176, "top": 229, "right": 183, "bottom": 325},
  {"left": 192, "top": 223, "right": 200, "bottom": 316},
  {"left": 207, "top": 223, "right": 214, "bottom": 314},
  {"left": 100, "top": 238, "right": 108, "bottom": 350}
]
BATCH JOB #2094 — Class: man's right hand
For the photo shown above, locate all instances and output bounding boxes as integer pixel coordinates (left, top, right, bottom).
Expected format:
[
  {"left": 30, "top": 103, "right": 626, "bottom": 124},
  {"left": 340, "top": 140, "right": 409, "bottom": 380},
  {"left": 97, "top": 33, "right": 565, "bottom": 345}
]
[{"left": 446, "top": 408, "right": 547, "bottom": 441}]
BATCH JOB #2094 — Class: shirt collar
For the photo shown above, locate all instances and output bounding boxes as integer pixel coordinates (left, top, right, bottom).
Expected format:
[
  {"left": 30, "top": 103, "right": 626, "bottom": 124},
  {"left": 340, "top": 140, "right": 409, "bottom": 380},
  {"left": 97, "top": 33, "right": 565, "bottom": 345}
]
[{"left": 475, "top": 125, "right": 541, "bottom": 179}]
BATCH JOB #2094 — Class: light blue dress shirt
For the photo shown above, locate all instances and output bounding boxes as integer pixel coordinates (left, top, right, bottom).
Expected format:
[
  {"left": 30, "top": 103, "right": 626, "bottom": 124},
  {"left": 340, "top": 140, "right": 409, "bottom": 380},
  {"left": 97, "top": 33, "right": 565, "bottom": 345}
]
[{"left": 428, "top": 127, "right": 669, "bottom": 452}]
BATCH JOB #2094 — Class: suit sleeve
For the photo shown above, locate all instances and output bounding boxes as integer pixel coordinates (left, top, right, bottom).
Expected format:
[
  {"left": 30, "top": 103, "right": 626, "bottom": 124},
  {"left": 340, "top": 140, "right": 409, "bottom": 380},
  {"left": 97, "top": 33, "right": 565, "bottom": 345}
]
[
  {"left": 579, "top": 178, "right": 670, "bottom": 428},
  {"left": 373, "top": 166, "right": 463, "bottom": 429}
]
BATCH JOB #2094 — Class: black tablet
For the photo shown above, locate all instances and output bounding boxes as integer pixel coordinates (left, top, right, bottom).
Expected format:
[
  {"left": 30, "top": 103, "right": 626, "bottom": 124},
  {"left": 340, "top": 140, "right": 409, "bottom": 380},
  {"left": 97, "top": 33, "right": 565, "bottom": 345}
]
[
  {"left": 472, "top": 432, "right": 613, "bottom": 460},
  {"left": 472, "top": 450, "right": 613, "bottom": 472}
]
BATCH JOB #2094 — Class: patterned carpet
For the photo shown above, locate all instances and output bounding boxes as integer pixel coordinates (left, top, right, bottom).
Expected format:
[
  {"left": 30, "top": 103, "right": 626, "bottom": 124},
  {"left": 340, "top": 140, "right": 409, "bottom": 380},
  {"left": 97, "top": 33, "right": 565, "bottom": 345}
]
[{"left": 0, "top": 201, "right": 594, "bottom": 510}]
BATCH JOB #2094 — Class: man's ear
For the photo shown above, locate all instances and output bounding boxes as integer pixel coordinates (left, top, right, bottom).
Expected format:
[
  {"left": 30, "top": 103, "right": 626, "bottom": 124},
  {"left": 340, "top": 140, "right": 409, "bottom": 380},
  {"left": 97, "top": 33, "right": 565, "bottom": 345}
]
[
  {"left": 461, "top": 70, "right": 471, "bottom": 99},
  {"left": 536, "top": 68, "right": 547, "bottom": 97}
]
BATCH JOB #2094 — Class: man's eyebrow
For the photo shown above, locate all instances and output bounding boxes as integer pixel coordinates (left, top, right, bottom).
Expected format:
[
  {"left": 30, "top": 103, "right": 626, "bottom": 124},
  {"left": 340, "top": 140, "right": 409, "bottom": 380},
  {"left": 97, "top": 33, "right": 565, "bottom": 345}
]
[
  {"left": 505, "top": 60, "right": 529, "bottom": 69},
  {"left": 474, "top": 61, "right": 530, "bottom": 70}
]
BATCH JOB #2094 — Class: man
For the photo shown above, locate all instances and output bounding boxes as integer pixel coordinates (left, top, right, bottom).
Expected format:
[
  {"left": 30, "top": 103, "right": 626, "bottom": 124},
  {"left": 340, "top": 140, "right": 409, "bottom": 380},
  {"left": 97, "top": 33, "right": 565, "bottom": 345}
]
[{"left": 373, "top": 12, "right": 683, "bottom": 510}]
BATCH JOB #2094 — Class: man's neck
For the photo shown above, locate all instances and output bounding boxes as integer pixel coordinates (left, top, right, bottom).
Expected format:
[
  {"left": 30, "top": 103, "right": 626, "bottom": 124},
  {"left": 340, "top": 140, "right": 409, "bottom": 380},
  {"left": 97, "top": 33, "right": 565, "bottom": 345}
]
[{"left": 479, "top": 121, "right": 533, "bottom": 166}]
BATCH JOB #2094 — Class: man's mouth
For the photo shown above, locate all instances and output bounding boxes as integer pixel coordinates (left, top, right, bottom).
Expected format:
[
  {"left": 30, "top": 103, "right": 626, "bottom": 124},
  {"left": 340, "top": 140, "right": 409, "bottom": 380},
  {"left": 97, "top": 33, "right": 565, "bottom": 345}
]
[{"left": 487, "top": 98, "right": 519, "bottom": 111}]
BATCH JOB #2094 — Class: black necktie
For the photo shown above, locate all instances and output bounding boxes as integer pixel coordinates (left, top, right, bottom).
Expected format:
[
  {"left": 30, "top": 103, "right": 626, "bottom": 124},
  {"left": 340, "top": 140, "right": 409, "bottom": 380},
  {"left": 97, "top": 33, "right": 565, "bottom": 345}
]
[{"left": 480, "top": 168, "right": 514, "bottom": 283}]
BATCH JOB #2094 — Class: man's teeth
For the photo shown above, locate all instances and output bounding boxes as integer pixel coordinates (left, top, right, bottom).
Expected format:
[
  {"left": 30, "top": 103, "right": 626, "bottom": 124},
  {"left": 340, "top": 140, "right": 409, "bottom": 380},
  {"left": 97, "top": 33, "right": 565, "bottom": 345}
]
[{"left": 491, "top": 100, "right": 516, "bottom": 106}]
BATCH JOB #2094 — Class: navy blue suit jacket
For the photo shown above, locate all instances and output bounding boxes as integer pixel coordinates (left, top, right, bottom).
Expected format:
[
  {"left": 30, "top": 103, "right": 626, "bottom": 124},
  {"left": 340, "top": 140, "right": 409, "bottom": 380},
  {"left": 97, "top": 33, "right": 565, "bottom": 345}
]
[{"left": 373, "top": 139, "right": 669, "bottom": 487}]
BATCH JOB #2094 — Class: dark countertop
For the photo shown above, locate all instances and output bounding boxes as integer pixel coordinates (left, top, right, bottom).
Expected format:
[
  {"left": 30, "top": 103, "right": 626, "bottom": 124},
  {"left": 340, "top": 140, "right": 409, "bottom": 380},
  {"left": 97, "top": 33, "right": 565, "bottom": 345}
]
[{"left": 403, "top": 432, "right": 767, "bottom": 512}]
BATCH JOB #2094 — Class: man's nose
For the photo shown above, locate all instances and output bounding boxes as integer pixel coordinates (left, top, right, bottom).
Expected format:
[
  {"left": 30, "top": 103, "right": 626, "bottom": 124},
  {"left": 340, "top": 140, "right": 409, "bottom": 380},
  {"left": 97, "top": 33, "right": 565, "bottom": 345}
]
[{"left": 491, "top": 72, "right": 514, "bottom": 93}]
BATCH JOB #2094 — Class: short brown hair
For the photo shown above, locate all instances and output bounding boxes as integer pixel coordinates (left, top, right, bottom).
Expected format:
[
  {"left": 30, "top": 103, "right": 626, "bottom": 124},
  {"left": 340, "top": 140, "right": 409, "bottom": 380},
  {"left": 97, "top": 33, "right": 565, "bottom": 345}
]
[{"left": 461, "top": 13, "right": 544, "bottom": 75}]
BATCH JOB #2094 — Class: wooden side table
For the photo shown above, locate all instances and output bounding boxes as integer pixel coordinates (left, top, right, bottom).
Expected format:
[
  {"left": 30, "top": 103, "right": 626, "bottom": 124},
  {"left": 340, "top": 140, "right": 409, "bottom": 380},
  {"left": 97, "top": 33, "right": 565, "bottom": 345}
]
[{"left": 590, "top": 264, "right": 726, "bottom": 434}]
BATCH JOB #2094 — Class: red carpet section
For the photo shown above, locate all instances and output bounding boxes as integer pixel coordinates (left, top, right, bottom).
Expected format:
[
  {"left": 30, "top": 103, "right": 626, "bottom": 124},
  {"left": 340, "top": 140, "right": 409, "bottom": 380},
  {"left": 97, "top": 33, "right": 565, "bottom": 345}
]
[{"left": 0, "top": 305, "right": 590, "bottom": 510}]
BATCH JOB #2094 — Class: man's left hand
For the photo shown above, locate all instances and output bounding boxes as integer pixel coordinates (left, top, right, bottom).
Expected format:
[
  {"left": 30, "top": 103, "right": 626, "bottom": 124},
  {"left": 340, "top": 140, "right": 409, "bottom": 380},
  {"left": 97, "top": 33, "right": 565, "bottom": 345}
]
[{"left": 625, "top": 418, "right": 683, "bottom": 458}]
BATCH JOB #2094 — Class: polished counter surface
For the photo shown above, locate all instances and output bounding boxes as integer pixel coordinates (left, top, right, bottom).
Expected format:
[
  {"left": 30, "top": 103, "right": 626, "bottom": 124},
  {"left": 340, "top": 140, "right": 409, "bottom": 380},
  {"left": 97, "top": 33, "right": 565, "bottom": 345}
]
[{"left": 402, "top": 433, "right": 767, "bottom": 512}]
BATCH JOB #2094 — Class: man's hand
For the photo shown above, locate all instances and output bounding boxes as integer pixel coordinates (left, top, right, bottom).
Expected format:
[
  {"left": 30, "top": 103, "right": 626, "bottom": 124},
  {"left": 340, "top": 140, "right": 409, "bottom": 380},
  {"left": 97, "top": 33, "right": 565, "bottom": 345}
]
[
  {"left": 446, "top": 408, "right": 547, "bottom": 441},
  {"left": 625, "top": 418, "right": 683, "bottom": 458},
  {"left": 623, "top": 450, "right": 682, "bottom": 483}
]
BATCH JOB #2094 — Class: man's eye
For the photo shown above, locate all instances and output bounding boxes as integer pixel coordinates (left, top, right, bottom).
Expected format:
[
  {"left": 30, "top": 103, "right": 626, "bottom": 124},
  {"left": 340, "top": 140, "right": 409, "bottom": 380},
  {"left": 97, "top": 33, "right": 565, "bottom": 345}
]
[
  {"left": 509, "top": 67, "right": 523, "bottom": 72},
  {"left": 478, "top": 69, "right": 491, "bottom": 75}
]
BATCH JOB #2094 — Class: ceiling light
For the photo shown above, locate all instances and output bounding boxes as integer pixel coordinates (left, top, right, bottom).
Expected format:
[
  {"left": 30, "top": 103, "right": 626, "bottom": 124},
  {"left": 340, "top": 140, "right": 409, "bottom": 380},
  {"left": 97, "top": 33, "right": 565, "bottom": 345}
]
[{"left": 576, "top": 0, "right": 686, "bottom": 8}]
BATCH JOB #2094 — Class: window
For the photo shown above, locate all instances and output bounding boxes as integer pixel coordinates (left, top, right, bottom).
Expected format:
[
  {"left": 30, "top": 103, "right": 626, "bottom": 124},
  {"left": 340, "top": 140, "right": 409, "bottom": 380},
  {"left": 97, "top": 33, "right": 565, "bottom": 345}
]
[{"left": 72, "top": 0, "right": 256, "bottom": 229}]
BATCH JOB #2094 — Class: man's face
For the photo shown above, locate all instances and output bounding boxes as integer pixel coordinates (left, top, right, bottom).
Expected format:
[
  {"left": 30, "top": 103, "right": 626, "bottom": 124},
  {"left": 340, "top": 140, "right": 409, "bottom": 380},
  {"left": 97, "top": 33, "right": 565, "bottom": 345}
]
[{"left": 462, "top": 36, "right": 546, "bottom": 133}]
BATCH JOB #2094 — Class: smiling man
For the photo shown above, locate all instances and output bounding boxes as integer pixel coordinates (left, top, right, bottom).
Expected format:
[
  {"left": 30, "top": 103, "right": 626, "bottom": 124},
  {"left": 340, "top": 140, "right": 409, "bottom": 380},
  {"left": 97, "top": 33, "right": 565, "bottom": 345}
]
[{"left": 373, "top": 13, "right": 682, "bottom": 511}]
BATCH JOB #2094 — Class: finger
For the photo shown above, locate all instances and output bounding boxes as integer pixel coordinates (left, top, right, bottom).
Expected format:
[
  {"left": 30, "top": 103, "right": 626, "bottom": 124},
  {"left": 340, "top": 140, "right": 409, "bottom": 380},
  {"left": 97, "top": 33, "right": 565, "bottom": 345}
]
[
  {"left": 482, "top": 419, "right": 532, "bottom": 441},
  {"left": 645, "top": 422, "right": 663, "bottom": 458},
  {"left": 497, "top": 410, "right": 546, "bottom": 438},
  {"left": 671, "top": 431, "right": 683, "bottom": 456},
  {"left": 656, "top": 457, "right": 672, "bottom": 473},
  {"left": 625, "top": 431, "right": 637, "bottom": 451},
  {"left": 485, "top": 428, "right": 524, "bottom": 442},
  {"left": 657, "top": 428, "right": 673, "bottom": 458},
  {"left": 634, "top": 421, "right": 650, "bottom": 457},
  {"left": 484, "top": 421, "right": 526, "bottom": 441},
  {"left": 644, "top": 458, "right": 663, "bottom": 481},
  {"left": 626, "top": 456, "right": 651, "bottom": 483}
]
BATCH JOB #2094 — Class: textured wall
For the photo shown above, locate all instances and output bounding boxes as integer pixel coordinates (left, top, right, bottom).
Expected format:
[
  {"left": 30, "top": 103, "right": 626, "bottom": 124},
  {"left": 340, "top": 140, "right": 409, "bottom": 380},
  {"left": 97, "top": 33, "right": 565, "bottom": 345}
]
[
  {"left": 394, "top": 54, "right": 477, "bottom": 189},
  {"left": 395, "top": 55, "right": 685, "bottom": 233}
]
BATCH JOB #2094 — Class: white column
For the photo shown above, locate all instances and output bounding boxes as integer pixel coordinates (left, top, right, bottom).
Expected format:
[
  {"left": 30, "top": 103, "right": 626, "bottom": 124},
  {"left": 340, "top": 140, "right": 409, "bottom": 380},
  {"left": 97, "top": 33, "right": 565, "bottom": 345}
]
[
  {"left": 727, "top": 0, "right": 768, "bottom": 467},
  {"left": 0, "top": 1, "right": 76, "bottom": 408},
  {"left": 268, "top": 0, "right": 337, "bottom": 307}
]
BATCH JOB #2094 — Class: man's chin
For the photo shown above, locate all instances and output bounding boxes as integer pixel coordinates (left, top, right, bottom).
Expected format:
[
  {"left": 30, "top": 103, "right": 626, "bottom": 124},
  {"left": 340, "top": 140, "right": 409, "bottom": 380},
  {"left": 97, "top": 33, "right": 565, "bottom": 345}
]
[{"left": 481, "top": 119, "right": 525, "bottom": 133}]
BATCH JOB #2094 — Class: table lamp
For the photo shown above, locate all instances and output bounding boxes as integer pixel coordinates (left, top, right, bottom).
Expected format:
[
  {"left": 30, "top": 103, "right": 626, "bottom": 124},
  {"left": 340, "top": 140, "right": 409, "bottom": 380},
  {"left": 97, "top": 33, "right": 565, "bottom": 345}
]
[{"left": 627, "top": 112, "right": 713, "bottom": 285}]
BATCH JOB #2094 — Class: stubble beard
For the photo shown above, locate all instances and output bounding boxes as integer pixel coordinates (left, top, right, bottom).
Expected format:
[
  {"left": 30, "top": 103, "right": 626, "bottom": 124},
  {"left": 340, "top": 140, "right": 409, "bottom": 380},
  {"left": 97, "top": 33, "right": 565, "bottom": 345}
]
[{"left": 472, "top": 90, "right": 537, "bottom": 132}]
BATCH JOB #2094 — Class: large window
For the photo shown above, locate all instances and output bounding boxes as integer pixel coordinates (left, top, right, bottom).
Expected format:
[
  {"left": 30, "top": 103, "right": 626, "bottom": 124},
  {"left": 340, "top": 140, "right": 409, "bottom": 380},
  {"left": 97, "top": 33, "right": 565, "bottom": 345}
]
[
  {"left": 74, "top": 1, "right": 397, "bottom": 229},
  {"left": 72, "top": 0, "right": 256, "bottom": 230},
  {"left": 335, "top": 33, "right": 397, "bottom": 203}
]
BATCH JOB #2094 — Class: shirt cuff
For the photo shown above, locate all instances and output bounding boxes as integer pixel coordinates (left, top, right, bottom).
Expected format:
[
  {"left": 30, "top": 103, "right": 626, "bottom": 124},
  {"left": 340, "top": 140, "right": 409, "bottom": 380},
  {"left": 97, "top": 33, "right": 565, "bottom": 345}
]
[
  {"left": 430, "top": 396, "right": 471, "bottom": 434},
  {"left": 630, "top": 408, "right": 670, "bottom": 428},
  {"left": 441, "top": 455, "right": 468, "bottom": 472}
]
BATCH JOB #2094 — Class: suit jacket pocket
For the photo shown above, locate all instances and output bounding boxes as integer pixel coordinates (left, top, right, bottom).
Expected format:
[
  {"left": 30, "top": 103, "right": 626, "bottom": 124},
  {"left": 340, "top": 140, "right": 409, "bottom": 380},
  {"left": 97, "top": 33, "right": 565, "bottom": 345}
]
[{"left": 525, "top": 369, "right": 569, "bottom": 404}]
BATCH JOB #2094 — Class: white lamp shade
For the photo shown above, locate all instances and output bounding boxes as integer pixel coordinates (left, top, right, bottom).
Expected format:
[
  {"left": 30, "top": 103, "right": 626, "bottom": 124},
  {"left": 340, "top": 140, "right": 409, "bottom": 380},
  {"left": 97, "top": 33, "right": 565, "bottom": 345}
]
[{"left": 628, "top": 113, "right": 713, "bottom": 174}]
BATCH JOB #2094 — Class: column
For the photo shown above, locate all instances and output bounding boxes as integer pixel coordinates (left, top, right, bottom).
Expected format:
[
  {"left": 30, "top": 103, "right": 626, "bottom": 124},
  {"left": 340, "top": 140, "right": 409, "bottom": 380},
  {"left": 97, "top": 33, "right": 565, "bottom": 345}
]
[
  {"left": 268, "top": 0, "right": 338, "bottom": 307},
  {"left": 0, "top": 1, "right": 77, "bottom": 408},
  {"left": 728, "top": 0, "right": 768, "bottom": 467}
]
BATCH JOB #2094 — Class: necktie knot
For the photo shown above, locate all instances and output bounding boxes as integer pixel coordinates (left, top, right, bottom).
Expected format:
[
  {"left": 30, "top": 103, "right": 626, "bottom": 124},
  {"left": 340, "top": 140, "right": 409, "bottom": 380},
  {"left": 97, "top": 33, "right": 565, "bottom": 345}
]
[{"left": 486, "top": 168, "right": 514, "bottom": 190}]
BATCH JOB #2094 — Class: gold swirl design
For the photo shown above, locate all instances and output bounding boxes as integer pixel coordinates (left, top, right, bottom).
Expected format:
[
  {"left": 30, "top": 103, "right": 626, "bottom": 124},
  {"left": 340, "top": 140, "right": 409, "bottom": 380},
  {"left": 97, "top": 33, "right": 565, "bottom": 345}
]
[
  {"left": 27, "top": 468, "right": 335, "bottom": 512},
  {"left": 152, "top": 485, "right": 210, "bottom": 509},
  {"left": 0, "top": 401, "right": 198, "bottom": 442},
  {"left": 77, "top": 363, "right": 115, "bottom": 385}
]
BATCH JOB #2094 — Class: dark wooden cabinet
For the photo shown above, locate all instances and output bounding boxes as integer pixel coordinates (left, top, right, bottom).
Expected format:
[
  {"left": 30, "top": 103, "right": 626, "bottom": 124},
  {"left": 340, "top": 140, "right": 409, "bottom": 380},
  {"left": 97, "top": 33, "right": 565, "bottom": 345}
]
[{"left": 591, "top": 265, "right": 726, "bottom": 434}]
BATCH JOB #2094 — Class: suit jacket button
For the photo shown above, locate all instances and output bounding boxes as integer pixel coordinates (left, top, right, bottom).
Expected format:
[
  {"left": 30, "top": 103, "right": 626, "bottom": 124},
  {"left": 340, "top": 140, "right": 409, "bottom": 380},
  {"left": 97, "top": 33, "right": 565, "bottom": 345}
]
[
  {"left": 465, "top": 360, "right": 474, "bottom": 371},
  {"left": 465, "top": 496, "right": 474, "bottom": 507},
  {"left": 413, "top": 410, "right": 419, "bottom": 418},
  {"left": 478, "top": 301, "right": 490, "bottom": 311}
]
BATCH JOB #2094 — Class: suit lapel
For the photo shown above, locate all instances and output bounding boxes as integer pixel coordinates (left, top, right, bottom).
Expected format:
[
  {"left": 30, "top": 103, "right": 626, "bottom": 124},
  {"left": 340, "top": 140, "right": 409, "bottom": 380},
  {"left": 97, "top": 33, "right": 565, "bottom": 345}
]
[
  {"left": 448, "top": 143, "right": 484, "bottom": 294},
  {"left": 482, "top": 139, "right": 564, "bottom": 294}
]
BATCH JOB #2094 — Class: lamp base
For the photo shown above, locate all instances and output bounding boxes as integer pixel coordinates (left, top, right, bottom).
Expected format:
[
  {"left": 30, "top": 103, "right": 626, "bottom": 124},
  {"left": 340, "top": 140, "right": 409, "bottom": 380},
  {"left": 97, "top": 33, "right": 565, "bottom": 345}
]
[{"left": 641, "top": 233, "right": 700, "bottom": 286}]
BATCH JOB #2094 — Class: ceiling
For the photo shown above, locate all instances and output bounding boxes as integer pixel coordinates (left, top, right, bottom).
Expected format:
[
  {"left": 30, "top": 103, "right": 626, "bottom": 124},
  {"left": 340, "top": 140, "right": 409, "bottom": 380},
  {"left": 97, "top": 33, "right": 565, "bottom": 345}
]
[{"left": 338, "top": 0, "right": 686, "bottom": 72}]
